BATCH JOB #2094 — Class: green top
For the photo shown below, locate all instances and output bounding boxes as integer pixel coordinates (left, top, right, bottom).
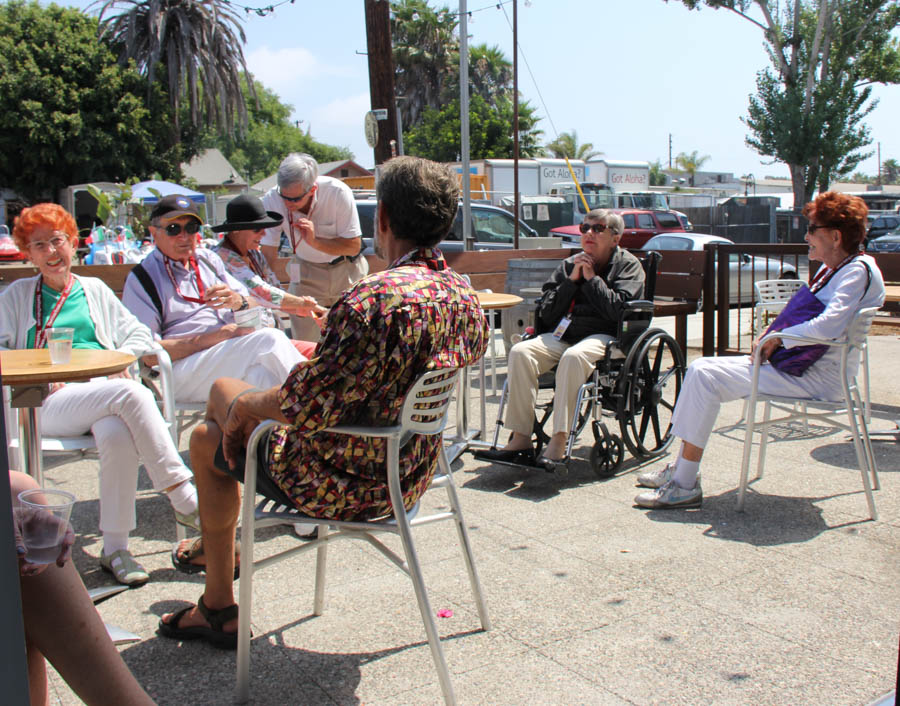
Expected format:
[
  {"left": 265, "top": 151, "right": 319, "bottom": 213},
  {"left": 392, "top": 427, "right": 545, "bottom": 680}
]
[{"left": 27, "top": 279, "right": 103, "bottom": 350}]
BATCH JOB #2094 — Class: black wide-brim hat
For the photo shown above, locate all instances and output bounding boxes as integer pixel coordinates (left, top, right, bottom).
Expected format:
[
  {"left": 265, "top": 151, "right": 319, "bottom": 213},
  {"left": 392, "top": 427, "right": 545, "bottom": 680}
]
[{"left": 212, "top": 193, "right": 283, "bottom": 232}]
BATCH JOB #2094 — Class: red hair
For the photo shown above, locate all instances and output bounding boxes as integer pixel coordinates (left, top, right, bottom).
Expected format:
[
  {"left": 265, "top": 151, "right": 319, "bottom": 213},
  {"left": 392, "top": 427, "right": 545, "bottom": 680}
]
[
  {"left": 801, "top": 191, "right": 868, "bottom": 253},
  {"left": 12, "top": 203, "right": 78, "bottom": 252}
]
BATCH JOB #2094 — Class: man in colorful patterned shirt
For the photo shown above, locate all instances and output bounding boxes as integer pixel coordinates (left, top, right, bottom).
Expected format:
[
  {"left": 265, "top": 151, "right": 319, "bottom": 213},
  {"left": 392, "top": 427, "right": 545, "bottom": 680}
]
[{"left": 159, "top": 156, "right": 490, "bottom": 649}]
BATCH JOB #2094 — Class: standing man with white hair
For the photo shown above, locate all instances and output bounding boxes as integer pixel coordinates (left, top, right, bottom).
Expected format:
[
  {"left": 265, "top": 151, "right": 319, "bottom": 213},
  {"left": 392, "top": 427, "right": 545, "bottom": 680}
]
[{"left": 259, "top": 153, "right": 368, "bottom": 342}]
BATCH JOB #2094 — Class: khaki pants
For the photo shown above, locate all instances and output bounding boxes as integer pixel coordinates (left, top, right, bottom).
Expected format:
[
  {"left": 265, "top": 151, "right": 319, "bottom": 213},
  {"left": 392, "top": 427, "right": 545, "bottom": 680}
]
[
  {"left": 290, "top": 256, "right": 369, "bottom": 341},
  {"left": 505, "top": 332, "right": 613, "bottom": 437}
]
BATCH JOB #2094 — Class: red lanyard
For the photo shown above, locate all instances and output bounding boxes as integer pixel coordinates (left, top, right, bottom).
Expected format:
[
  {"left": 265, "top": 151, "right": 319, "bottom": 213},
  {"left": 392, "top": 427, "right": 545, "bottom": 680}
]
[
  {"left": 809, "top": 252, "right": 859, "bottom": 293},
  {"left": 164, "top": 256, "right": 207, "bottom": 304},
  {"left": 286, "top": 211, "right": 298, "bottom": 253},
  {"left": 33, "top": 275, "right": 74, "bottom": 349}
]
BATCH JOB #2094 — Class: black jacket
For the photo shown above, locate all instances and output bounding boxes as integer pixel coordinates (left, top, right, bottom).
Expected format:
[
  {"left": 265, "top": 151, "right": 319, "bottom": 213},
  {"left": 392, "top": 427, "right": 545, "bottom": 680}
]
[{"left": 535, "top": 248, "right": 645, "bottom": 343}]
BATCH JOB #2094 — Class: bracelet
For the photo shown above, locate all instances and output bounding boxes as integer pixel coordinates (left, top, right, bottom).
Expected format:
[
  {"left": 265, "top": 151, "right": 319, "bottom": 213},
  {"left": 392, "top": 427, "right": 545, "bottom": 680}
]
[
  {"left": 226, "top": 387, "right": 260, "bottom": 419},
  {"left": 236, "top": 295, "right": 249, "bottom": 311}
]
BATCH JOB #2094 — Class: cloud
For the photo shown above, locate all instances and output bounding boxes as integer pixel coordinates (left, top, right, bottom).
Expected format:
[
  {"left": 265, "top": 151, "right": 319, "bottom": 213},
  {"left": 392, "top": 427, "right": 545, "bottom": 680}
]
[
  {"left": 246, "top": 46, "right": 320, "bottom": 92},
  {"left": 308, "top": 93, "right": 372, "bottom": 129}
]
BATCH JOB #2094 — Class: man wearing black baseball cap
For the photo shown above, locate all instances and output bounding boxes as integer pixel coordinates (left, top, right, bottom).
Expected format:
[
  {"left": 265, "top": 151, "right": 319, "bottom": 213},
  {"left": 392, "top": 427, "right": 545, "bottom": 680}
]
[{"left": 122, "top": 194, "right": 303, "bottom": 404}]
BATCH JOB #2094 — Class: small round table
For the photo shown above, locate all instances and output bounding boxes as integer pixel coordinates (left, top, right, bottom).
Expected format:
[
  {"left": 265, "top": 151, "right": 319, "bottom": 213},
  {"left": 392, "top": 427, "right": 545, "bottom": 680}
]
[
  {"left": 446, "top": 292, "right": 524, "bottom": 463},
  {"left": 2, "top": 349, "right": 136, "bottom": 485}
]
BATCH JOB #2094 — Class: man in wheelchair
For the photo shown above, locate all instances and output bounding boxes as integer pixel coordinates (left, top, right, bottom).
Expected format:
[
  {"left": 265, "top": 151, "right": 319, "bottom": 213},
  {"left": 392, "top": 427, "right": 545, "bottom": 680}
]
[{"left": 475, "top": 208, "right": 645, "bottom": 471}]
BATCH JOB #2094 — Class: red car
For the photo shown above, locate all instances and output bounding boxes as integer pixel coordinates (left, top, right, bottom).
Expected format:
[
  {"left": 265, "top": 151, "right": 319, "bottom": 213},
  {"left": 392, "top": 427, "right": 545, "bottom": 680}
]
[
  {"left": 551, "top": 208, "right": 686, "bottom": 249},
  {"left": 0, "top": 225, "right": 27, "bottom": 261}
]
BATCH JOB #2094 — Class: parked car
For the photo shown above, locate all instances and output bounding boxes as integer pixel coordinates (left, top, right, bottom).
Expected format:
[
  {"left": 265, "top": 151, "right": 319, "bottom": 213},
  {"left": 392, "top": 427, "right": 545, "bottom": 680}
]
[
  {"left": 550, "top": 208, "right": 686, "bottom": 248},
  {"left": 866, "top": 214, "right": 900, "bottom": 240},
  {"left": 0, "top": 225, "right": 27, "bottom": 262},
  {"left": 867, "top": 228, "right": 900, "bottom": 253},
  {"left": 641, "top": 233, "right": 798, "bottom": 304},
  {"left": 355, "top": 200, "right": 539, "bottom": 253}
]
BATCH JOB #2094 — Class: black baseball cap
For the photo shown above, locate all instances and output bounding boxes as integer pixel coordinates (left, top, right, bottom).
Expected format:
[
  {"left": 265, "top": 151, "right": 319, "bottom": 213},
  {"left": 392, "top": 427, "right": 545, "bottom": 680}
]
[{"left": 150, "top": 194, "right": 202, "bottom": 223}]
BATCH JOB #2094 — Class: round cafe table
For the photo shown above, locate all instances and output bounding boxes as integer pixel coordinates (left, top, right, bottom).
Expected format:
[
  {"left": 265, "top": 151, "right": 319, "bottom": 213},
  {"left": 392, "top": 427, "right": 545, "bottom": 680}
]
[
  {"left": 1, "top": 349, "right": 136, "bottom": 485},
  {"left": 445, "top": 292, "right": 523, "bottom": 464}
]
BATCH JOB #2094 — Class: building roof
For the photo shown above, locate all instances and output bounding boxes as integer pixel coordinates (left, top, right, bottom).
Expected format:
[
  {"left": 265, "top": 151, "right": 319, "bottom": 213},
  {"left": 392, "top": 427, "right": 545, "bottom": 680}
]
[{"left": 181, "top": 148, "right": 246, "bottom": 189}]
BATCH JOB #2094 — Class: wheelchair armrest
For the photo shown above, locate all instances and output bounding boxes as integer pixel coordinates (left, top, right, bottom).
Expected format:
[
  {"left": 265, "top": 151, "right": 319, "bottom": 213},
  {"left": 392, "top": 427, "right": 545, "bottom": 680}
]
[{"left": 622, "top": 299, "right": 655, "bottom": 316}]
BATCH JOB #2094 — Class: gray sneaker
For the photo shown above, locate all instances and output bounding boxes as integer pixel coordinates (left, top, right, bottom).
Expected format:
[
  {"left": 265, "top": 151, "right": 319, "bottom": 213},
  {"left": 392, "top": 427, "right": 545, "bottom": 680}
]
[{"left": 634, "top": 479, "right": 703, "bottom": 509}]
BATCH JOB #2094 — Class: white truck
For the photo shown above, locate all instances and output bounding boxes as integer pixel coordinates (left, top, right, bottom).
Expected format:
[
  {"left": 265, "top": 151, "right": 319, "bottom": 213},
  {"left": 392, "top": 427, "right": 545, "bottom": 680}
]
[
  {"left": 585, "top": 159, "right": 651, "bottom": 192},
  {"left": 460, "top": 158, "right": 587, "bottom": 204}
]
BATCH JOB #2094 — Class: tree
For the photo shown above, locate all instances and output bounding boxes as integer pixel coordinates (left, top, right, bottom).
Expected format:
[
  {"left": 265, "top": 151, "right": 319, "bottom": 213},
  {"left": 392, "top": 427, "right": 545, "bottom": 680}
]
[
  {"left": 202, "top": 79, "right": 352, "bottom": 185},
  {"left": 671, "top": 1, "right": 900, "bottom": 207},
  {"left": 404, "top": 94, "right": 544, "bottom": 162},
  {"left": 0, "top": 1, "right": 179, "bottom": 202},
  {"left": 391, "top": 0, "right": 458, "bottom": 129},
  {"left": 95, "top": 0, "right": 254, "bottom": 136},
  {"left": 468, "top": 44, "right": 513, "bottom": 104},
  {"left": 649, "top": 159, "right": 668, "bottom": 186},
  {"left": 545, "top": 130, "right": 601, "bottom": 161},
  {"left": 675, "top": 150, "right": 710, "bottom": 185},
  {"left": 882, "top": 158, "right": 900, "bottom": 184}
]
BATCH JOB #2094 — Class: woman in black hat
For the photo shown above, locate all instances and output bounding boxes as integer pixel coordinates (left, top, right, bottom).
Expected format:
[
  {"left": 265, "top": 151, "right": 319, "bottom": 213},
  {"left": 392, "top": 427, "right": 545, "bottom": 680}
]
[{"left": 213, "top": 194, "right": 324, "bottom": 355}]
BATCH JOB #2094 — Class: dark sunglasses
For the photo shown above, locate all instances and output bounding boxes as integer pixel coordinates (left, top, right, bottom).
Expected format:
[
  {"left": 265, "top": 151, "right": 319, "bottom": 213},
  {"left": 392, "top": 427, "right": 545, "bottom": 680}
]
[
  {"left": 807, "top": 223, "right": 832, "bottom": 234},
  {"left": 278, "top": 187, "right": 309, "bottom": 203},
  {"left": 579, "top": 222, "right": 611, "bottom": 235},
  {"left": 164, "top": 221, "right": 201, "bottom": 237}
]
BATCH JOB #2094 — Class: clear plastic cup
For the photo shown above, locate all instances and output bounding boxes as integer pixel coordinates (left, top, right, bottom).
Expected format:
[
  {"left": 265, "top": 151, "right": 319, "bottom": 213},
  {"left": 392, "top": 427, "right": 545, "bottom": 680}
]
[
  {"left": 17, "top": 488, "right": 75, "bottom": 564},
  {"left": 234, "top": 307, "right": 262, "bottom": 330},
  {"left": 47, "top": 327, "right": 74, "bottom": 364}
]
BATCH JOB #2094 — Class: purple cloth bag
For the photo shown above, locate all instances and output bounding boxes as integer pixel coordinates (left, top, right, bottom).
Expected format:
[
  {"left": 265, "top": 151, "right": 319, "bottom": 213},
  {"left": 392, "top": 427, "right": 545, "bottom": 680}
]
[{"left": 762, "top": 285, "right": 827, "bottom": 377}]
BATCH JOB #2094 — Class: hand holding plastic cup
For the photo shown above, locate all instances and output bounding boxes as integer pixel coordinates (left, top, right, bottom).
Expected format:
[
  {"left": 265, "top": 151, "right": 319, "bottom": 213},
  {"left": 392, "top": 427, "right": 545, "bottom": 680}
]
[
  {"left": 47, "top": 327, "right": 74, "bottom": 364},
  {"left": 16, "top": 488, "right": 75, "bottom": 565},
  {"left": 234, "top": 307, "right": 262, "bottom": 330}
]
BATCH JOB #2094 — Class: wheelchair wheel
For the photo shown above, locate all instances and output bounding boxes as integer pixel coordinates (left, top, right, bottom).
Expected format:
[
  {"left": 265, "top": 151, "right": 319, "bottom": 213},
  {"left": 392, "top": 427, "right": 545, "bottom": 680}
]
[
  {"left": 589, "top": 422, "right": 624, "bottom": 478},
  {"left": 617, "top": 330, "right": 685, "bottom": 459}
]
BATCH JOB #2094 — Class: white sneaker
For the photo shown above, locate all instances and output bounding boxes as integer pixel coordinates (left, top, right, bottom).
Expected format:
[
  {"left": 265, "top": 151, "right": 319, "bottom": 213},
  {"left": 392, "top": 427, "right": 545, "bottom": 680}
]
[
  {"left": 636, "top": 463, "right": 700, "bottom": 489},
  {"left": 634, "top": 479, "right": 703, "bottom": 509},
  {"left": 635, "top": 462, "right": 675, "bottom": 488}
]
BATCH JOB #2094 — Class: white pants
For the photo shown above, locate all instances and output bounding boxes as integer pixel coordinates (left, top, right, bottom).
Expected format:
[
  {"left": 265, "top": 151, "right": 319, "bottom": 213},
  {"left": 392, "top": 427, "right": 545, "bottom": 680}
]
[
  {"left": 42, "top": 379, "right": 193, "bottom": 536},
  {"left": 505, "top": 333, "right": 613, "bottom": 436},
  {"left": 172, "top": 328, "right": 303, "bottom": 403},
  {"left": 670, "top": 355, "right": 840, "bottom": 449}
]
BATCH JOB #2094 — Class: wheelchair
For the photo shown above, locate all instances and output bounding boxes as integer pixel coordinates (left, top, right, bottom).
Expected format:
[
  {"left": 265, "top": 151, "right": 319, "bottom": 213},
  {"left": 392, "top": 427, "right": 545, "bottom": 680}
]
[{"left": 482, "top": 251, "right": 686, "bottom": 478}]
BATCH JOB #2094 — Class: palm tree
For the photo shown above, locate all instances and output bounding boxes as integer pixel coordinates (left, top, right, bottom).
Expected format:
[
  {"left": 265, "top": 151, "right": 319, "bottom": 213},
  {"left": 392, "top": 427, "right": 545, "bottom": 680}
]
[
  {"left": 545, "top": 130, "right": 601, "bottom": 161},
  {"left": 881, "top": 158, "right": 900, "bottom": 185},
  {"left": 391, "top": 0, "right": 459, "bottom": 129},
  {"left": 675, "top": 150, "right": 711, "bottom": 186},
  {"left": 94, "top": 0, "right": 253, "bottom": 135},
  {"left": 468, "top": 44, "right": 512, "bottom": 103}
]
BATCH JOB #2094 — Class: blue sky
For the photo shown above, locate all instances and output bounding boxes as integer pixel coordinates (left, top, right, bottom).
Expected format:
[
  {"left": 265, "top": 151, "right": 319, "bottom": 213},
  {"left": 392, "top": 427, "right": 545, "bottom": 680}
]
[{"left": 62, "top": 0, "right": 900, "bottom": 180}]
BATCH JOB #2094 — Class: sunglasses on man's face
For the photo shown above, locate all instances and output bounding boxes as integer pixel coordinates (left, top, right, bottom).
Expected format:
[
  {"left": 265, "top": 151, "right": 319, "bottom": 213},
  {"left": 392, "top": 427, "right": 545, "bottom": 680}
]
[
  {"left": 579, "top": 222, "right": 611, "bottom": 235},
  {"left": 278, "top": 187, "right": 309, "bottom": 203},
  {"left": 164, "top": 221, "right": 201, "bottom": 237}
]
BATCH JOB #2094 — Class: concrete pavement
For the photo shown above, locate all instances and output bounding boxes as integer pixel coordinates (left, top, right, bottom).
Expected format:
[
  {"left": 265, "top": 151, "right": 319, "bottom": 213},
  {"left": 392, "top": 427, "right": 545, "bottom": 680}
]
[{"left": 38, "top": 328, "right": 900, "bottom": 705}]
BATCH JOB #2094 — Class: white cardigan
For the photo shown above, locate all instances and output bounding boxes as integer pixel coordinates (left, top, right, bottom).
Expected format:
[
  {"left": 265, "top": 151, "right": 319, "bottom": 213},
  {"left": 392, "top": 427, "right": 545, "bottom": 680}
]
[{"left": 0, "top": 274, "right": 155, "bottom": 356}]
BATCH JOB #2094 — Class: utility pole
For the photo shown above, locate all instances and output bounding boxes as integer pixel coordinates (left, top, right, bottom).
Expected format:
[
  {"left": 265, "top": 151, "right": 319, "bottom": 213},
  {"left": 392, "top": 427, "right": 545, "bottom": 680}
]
[
  {"left": 668, "top": 134, "right": 672, "bottom": 168},
  {"left": 364, "top": 0, "right": 398, "bottom": 166},
  {"left": 513, "top": 0, "right": 519, "bottom": 249}
]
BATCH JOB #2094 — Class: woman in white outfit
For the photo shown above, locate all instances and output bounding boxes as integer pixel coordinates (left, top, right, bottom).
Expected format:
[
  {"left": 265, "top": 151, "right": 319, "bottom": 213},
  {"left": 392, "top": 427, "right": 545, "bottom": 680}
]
[
  {"left": 634, "top": 191, "right": 886, "bottom": 509},
  {"left": 1, "top": 203, "right": 199, "bottom": 586}
]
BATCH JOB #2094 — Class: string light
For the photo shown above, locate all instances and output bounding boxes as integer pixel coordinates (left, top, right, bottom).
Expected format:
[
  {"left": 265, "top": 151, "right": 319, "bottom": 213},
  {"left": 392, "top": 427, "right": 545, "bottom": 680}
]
[{"left": 226, "top": 0, "right": 527, "bottom": 22}]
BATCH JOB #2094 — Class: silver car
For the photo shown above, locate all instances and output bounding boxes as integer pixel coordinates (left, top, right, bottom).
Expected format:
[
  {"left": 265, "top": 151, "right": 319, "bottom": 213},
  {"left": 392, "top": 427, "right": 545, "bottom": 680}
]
[{"left": 642, "top": 233, "right": 798, "bottom": 304}]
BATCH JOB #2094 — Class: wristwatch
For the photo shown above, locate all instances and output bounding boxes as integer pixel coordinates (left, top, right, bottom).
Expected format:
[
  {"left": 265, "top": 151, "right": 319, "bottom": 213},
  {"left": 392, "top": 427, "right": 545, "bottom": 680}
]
[{"left": 236, "top": 295, "right": 249, "bottom": 311}]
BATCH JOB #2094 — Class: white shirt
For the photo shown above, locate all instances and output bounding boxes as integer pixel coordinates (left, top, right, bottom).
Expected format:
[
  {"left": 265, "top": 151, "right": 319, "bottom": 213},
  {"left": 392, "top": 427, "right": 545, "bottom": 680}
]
[{"left": 260, "top": 175, "right": 362, "bottom": 265}]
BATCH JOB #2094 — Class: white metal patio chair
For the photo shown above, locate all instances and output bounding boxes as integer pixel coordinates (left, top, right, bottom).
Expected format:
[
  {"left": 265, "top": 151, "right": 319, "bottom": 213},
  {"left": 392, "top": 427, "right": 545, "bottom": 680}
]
[
  {"left": 235, "top": 367, "right": 491, "bottom": 705},
  {"left": 738, "top": 306, "right": 880, "bottom": 520},
  {"left": 139, "top": 347, "right": 205, "bottom": 444}
]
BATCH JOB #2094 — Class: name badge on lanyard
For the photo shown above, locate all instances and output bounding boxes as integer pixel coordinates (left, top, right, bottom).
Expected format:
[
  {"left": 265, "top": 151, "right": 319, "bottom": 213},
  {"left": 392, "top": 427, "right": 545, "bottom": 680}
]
[
  {"left": 287, "top": 261, "right": 301, "bottom": 283},
  {"left": 552, "top": 315, "right": 572, "bottom": 340}
]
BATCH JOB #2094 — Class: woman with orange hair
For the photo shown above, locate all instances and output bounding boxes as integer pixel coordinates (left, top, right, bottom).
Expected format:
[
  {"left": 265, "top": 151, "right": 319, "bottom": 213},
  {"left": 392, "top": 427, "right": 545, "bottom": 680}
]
[
  {"left": 634, "top": 192, "right": 885, "bottom": 510},
  {"left": 1, "top": 203, "right": 199, "bottom": 586}
]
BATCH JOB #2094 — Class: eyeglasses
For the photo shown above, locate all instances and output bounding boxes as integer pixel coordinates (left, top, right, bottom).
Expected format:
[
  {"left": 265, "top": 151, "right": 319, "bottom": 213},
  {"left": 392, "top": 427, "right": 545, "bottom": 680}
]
[
  {"left": 28, "top": 235, "right": 69, "bottom": 252},
  {"left": 807, "top": 223, "right": 832, "bottom": 234},
  {"left": 278, "top": 187, "right": 310, "bottom": 203},
  {"left": 164, "top": 221, "right": 201, "bottom": 237},
  {"left": 579, "top": 222, "right": 611, "bottom": 235}
]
